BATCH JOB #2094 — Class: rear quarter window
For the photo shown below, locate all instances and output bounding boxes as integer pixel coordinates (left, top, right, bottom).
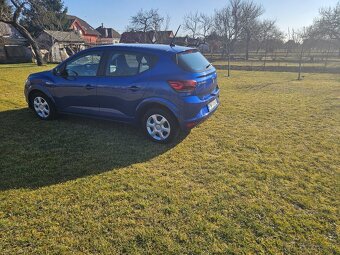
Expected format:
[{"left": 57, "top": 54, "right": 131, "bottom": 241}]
[
  {"left": 176, "top": 50, "right": 211, "bottom": 73},
  {"left": 105, "top": 52, "right": 158, "bottom": 77}
]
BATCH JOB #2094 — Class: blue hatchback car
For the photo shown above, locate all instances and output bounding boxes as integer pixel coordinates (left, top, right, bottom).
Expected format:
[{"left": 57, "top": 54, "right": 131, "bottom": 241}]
[{"left": 24, "top": 44, "right": 220, "bottom": 143}]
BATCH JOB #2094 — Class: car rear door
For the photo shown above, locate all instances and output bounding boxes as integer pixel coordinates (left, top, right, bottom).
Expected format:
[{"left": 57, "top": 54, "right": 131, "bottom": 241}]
[
  {"left": 97, "top": 50, "right": 156, "bottom": 120},
  {"left": 53, "top": 50, "right": 104, "bottom": 115}
]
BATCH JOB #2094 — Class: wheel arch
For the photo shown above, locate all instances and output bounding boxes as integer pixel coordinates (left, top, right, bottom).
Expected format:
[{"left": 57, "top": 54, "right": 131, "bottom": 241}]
[
  {"left": 28, "top": 89, "right": 55, "bottom": 109},
  {"left": 136, "top": 99, "right": 180, "bottom": 124}
]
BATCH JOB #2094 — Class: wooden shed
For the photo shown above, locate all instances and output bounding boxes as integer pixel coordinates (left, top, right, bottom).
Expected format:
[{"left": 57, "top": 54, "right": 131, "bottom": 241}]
[
  {"left": 0, "top": 22, "right": 32, "bottom": 64},
  {"left": 37, "top": 30, "right": 85, "bottom": 63}
]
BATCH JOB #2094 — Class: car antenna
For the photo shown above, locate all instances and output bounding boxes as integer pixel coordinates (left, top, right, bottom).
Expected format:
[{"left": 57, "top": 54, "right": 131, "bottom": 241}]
[{"left": 170, "top": 25, "right": 181, "bottom": 47}]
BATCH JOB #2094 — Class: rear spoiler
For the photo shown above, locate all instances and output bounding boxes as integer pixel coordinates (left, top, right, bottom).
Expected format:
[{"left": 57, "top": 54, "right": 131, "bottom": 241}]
[
  {"left": 174, "top": 49, "right": 197, "bottom": 64},
  {"left": 178, "top": 49, "right": 198, "bottom": 54}
]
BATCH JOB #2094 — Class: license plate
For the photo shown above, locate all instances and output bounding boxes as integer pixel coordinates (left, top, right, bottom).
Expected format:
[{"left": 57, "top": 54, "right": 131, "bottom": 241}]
[{"left": 208, "top": 99, "right": 218, "bottom": 112}]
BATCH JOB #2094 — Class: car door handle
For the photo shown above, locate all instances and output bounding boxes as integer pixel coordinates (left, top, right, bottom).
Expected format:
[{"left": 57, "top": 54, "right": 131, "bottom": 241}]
[
  {"left": 85, "top": 84, "right": 95, "bottom": 90},
  {"left": 128, "top": 86, "right": 140, "bottom": 92}
]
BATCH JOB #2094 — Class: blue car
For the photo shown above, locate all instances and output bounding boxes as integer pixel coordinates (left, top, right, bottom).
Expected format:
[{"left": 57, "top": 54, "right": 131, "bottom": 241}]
[{"left": 24, "top": 44, "right": 220, "bottom": 143}]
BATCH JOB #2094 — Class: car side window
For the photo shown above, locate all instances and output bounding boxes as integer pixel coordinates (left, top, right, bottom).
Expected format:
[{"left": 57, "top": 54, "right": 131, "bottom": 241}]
[
  {"left": 106, "top": 52, "right": 156, "bottom": 77},
  {"left": 65, "top": 51, "right": 103, "bottom": 77}
]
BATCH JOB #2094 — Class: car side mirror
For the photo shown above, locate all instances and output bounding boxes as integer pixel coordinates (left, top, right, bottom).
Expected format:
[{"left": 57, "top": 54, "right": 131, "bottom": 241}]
[
  {"left": 65, "top": 69, "right": 78, "bottom": 77},
  {"left": 53, "top": 65, "right": 67, "bottom": 77},
  {"left": 53, "top": 67, "right": 61, "bottom": 76}
]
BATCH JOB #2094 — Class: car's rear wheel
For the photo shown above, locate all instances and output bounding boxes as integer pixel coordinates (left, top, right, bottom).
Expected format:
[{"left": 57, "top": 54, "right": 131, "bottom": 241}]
[
  {"left": 142, "top": 108, "right": 179, "bottom": 143},
  {"left": 30, "top": 92, "right": 56, "bottom": 120}
]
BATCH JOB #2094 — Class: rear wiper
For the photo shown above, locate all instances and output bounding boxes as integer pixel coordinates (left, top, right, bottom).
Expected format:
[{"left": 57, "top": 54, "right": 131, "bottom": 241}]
[{"left": 206, "top": 63, "right": 211, "bottom": 69}]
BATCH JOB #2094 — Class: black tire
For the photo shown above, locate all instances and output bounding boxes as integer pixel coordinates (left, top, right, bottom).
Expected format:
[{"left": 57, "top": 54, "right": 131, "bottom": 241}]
[
  {"left": 29, "top": 92, "right": 56, "bottom": 120},
  {"left": 142, "top": 108, "right": 179, "bottom": 143}
]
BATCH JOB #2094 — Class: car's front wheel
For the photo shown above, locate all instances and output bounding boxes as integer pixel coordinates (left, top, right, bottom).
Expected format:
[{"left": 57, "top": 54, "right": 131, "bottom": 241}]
[
  {"left": 30, "top": 92, "right": 56, "bottom": 120},
  {"left": 142, "top": 108, "right": 179, "bottom": 143}
]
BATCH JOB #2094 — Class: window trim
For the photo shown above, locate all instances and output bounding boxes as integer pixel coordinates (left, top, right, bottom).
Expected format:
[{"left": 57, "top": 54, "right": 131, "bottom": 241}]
[{"left": 102, "top": 50, "right": 158, "bottom": 78}]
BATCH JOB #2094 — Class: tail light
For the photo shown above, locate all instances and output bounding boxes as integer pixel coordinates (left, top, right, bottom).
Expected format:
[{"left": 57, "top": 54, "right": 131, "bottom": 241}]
[{"left": 168, "top": 80, "right": 197, "bottom": 92}]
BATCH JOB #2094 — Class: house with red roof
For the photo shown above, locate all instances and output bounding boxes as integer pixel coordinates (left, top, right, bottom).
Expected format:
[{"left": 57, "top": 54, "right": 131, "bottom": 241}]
[{"left": 66, "top": 15, "right": 101, "bottom": 44}]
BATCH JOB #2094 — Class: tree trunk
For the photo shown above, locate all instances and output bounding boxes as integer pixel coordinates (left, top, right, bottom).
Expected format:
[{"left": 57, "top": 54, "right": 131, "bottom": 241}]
[
  {"left": 263, "top": 41, "right": 268, "bottom": 71},
  {"left": 12, "top": 22, "right": 44, "bottom": 66},
  {"left": 324, "top": 44, "right": 332, "bottom": 69},
  {"left": 227, "top": 43, "right": 231, "bottom": 77},
  {"left": 245, "top": 32, "right": 250, "bottom": 60},
  {"left": 221, "top": 42, "right": 226, "bottom": 58},
  {"left": 297, "top": 44, "right": 304, "bottom": 80}
]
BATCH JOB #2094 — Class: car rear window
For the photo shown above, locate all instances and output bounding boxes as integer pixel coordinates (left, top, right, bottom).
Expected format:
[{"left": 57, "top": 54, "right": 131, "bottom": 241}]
[{"left": 176, "top": 50, "right": 211, "bottom": 73}]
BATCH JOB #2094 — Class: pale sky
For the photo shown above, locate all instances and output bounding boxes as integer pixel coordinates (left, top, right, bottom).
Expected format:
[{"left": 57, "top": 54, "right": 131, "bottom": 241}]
[{"left": 63, "top": 0, "right": 338, "bottom": 35}]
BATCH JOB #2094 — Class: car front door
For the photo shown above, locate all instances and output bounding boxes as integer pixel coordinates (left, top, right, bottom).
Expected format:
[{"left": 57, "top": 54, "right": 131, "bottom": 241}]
[
  {"left": 97, "top": 51, "right": 156, "bottom": 121},
  {"left": 53, "top": 50, "right": 104, "bottom": 115}
]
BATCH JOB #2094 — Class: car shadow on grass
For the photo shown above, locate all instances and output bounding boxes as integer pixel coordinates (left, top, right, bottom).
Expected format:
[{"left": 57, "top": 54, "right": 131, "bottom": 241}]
[{"left": 0, "top": 108, "right": 183, "bottom": 190}]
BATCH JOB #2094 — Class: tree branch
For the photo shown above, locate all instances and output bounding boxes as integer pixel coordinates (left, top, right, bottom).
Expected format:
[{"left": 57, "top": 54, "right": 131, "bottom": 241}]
[{"left": 12, "top": 1, "right": 26, "bottom": 22}]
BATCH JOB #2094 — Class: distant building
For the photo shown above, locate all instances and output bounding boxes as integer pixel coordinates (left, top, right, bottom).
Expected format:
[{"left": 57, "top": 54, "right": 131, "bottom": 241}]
[
  {"left": 168, "top": 36, "right": 209, "bottom": 52},
  {"left": 66, "top": 15, "right": 101, "bottom": 44},
  {"left": 154, "top": 31, "right": 174, "bottom": 44},
  {"left": 120, "top": 31, "right": 174, "bottom": 44},
  {"left": 37, "top": 30, "right": 85, "bottom": 63},
  {"left": 96, "top": 24, "right": 120, "bottom": 44},
  {"left": 170, "top": 36, "right": 201, "bottom": 47},
  {"left": 0, "top": 22, "right": 32, "bottom": 63}
]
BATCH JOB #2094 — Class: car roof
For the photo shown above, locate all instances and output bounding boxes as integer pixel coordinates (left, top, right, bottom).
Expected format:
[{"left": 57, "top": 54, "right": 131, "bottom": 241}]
[{"left": 89, "top": 43, "right": 194, "bottom": 55}]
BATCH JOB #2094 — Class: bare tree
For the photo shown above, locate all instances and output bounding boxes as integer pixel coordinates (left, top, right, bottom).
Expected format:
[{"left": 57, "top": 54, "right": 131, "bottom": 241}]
[
  {"left": 214, "top": 0, "right": 256, "bottom": 54},
  {"left": 310, "top": 1, "right": 340, "bottom": 40},
  {"left": 309, "top": 1, "right": 340, "bottom": 56},
  {"left": 128, "top": 8, "right": 164, "bottom": 32},
  {"left": 290, "top": 28, "right": 309, "bottom": 80},
  {"left": 183, "top": 11, "right": 200, "bottom": 39},
  {"left": 0, "top": 0, "right": 44, "bottom": 65},
  {"left": 163, "top": 14, "right": 171, "bottom": 31},
  {"left": 285, "top": 27, "right": 298, "bottom": 57},
  {"left": 150, "top": 12, "right": 164, "bottom": 32},
  {"left": 256, "top": 19, "right": 282, "bottom": 69},
  {"left": 214, "top": 5, "right": 234, "bottom": 76},
  {"left": 240, "top": 1, "right": 264, "bottom": 60},
  {"left": 127, "top": 8, "right": 166, "bottom": 43},
  {"left": 213, "top": 0, "right": 248, "bottom": 76},
  {"left": 198, "top": 13, "right": 213, "bottom": 42}
]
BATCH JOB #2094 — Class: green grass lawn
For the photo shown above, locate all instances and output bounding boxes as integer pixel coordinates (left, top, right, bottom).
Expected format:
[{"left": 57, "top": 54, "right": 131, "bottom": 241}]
[
  {"left": 0, "top": 64, "right": 339, "bottom": 254},
  {"left": 211, "top": 60, "right": 340, "bottom": 68}
]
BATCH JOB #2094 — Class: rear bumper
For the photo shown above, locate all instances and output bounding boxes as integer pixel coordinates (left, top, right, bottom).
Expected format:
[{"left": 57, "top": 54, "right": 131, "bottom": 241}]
[{"left": 179, "top": 88, "right": 220, "bottom": 130}]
